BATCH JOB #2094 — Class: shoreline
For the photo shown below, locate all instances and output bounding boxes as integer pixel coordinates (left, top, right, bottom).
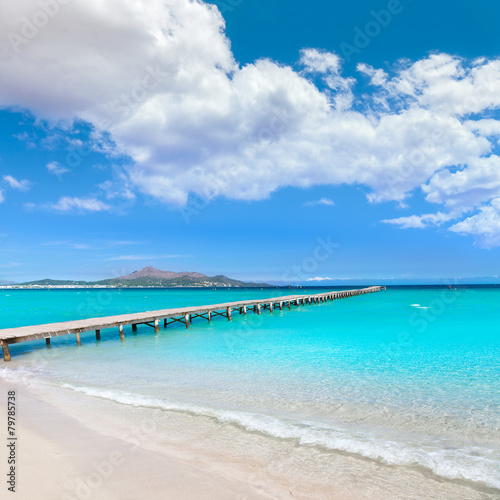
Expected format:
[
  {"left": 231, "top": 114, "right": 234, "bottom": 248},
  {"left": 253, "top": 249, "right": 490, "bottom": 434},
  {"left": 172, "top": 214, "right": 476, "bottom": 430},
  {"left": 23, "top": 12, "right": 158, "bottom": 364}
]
[
  {"left": 0, "top": 374, "right": 496, "bottom": 500},
  {"left": 0, "top": 378, "right": 296, "bottom": 500}
]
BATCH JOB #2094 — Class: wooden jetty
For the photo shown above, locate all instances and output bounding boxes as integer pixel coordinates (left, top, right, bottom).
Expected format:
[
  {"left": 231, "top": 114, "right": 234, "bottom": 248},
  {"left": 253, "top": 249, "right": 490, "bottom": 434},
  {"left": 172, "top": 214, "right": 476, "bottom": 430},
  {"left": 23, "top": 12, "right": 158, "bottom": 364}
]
[{"left": 0, "top": 287, "right": 384, "bottom": 361}]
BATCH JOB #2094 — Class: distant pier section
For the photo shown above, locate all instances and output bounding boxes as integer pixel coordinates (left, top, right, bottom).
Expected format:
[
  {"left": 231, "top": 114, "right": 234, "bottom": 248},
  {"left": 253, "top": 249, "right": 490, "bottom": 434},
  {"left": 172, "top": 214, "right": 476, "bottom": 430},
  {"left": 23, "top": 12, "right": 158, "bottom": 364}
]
[{"left": 0, "top": 287, "right": 385, "bottom": 361}]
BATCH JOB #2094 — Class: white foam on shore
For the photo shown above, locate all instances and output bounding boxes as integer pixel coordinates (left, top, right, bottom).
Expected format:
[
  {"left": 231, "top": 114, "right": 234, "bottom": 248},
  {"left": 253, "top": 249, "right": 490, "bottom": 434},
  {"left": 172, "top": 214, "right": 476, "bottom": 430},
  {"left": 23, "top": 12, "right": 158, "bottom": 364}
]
[
  {"left": 55, "top": 381, "right": 500, "bottom": 491},
  {"left": 2, "top": 366, "right": 499, "bottom": 492}
]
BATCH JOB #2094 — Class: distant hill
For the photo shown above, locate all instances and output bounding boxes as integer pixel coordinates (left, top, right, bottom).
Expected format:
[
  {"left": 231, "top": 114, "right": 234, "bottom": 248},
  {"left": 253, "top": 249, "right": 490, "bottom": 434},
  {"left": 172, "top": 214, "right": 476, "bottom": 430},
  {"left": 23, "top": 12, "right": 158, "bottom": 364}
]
[
  {"left": 20, "top": 279, "right": 88, "bottom": 286},
  {"left": 15, "top": 267, "right": 270, "bottom": 288}
]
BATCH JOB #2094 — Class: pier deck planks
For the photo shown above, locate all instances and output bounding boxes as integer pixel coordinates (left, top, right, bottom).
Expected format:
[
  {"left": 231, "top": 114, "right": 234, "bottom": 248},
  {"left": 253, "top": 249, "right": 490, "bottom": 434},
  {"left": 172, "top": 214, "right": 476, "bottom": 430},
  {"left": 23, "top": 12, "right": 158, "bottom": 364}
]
[{"left": 0, "top": 287, "right": 384, "bottom": 360}]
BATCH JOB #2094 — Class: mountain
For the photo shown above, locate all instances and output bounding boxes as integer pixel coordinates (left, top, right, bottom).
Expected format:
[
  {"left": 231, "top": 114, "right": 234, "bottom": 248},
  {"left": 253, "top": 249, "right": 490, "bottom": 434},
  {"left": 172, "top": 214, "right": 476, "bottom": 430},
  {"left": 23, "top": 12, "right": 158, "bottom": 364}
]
[
  {"left": 97, "top": 267, "right": 269, "bottom": 287},
  {"left": 0, "top": 280, "right": 17, "bottom": 285},
  {"left": 14, "top": 267, "right": 271, "bottom": 288},
  {"left": 117, "top": 266, "right": 207, "bottom": 281}
]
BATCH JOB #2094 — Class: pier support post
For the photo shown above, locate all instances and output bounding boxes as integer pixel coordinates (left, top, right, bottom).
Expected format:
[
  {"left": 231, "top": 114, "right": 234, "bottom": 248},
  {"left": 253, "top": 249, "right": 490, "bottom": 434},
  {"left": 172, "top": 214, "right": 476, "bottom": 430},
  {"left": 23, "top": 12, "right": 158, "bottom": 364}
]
[
  {"left": 1, "top": 342, "right": 11, "bottom": 362},
  {"left": 96, "top": 329, "right": 101, "bottom": 340},
  {"left": 185, "top": 314, "right": 190, "bottom": 329},
  {"left": 257, "top": 304, "right": 261, "bottom": 315},
  {"left": 119, "top": 325, "right": 125, "bottom": 341},
  {"left": 279, "top": 302, "right": 283, "bottom": 311},
  {"left": 227, "top": 307, "right": 232, "bottom": 321},
  {"left": 243, "top": 306, "right": 247, "bottom": 315},
  {"left": 288, "top": 301, "right": 291, "bottom": 310},
  {"left": 76, "top": 332, "right": 82, "bottom": 346},
  {"left": 164, "top": 319, "right": 167, "bottom": 328},
  {"left": 208, "top": 311, "right": 212, "bottom": 321},
  {"left": 45, "top": 338, "right": 51, "bottom": 347},
  {"left": 269, "top": 302, "right": 273, "bottom": 312},
  {"left": 132, "top": 324, "right": 138, "bottom": 332},
  {"left": 154, "top": 319, "right": 160, "bottom": 333}
]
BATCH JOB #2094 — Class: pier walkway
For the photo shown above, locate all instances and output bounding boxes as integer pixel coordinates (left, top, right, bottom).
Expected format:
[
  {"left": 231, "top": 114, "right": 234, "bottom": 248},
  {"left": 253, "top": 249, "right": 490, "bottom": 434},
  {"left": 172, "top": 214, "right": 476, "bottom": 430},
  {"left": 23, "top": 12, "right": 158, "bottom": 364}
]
[{"left": 0, "top": 286, "right": 384, "bottom": 361}]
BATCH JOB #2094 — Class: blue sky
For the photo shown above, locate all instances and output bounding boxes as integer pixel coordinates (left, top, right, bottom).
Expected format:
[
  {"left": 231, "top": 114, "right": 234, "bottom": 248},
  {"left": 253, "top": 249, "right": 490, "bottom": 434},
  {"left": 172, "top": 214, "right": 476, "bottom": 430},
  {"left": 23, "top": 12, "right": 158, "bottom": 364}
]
[{"left": 1, "top": 0, "right": 500, "bottom": 283}]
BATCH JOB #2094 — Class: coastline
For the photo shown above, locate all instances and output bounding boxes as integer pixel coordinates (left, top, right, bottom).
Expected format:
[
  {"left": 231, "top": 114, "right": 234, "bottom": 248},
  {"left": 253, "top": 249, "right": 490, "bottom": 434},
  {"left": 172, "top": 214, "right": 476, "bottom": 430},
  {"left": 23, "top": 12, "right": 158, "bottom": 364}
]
[
  {"left": 0, "top": 375, "right": 495, "bottom": 500},
  {"left": 0, "top": 286, "right": 498, "bottom": 500},
  {"left": 0, "top": 378, "right": 295, "bottom": 500}
]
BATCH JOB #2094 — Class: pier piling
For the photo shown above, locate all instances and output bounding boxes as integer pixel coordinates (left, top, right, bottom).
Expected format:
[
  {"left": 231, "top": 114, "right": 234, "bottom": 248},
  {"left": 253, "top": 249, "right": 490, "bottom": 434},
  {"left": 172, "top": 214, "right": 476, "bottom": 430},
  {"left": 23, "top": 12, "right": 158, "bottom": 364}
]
[{"left": 1, "top": 342, "right": 11, "bottom": 362}]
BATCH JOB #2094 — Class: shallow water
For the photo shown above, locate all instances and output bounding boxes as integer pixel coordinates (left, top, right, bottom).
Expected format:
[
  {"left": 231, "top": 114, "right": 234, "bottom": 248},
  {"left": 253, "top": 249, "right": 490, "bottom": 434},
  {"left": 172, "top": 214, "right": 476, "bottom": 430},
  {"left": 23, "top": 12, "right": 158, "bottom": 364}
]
[{"left": 1, "top": 287, "right": 499, "bottom": 495}]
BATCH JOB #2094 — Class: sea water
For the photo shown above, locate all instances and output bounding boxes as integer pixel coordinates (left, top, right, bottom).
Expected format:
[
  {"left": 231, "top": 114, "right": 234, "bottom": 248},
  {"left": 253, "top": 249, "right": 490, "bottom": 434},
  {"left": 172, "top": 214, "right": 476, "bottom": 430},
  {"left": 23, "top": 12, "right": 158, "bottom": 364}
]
[{"left": 1, "top": 287, "right": 499, "bottom": 497}]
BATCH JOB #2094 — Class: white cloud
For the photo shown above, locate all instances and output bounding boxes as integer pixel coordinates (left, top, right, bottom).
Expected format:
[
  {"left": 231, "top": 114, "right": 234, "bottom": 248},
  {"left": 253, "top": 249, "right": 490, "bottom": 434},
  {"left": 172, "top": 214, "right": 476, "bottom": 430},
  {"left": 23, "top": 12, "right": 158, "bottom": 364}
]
[
  {"left": 306, "top": 277, "right": 333, "bottom": 281},
  {"left": 0, "top": 190, "right": 4, "bottom": 203},
  {"left": 466, "top": 119, "right": 500, "bottom": 139},
  {"left": 423, "top": 156, "right": 500, "bottom": 210},
  {"left": 300, "top": 49, "right": 342, "bottom": 74},
  {"left": 46, "top": 161, "right": 69, "bottom": 176},
  {"left": 303, "top": 198, "right": 335, "bottom": 207},
  {"left": 449, "top": 199, "right": 500, "bottom": 248},
  {"left": 0, "top": 1, "right": 500, "bottom": 244},
  {"left": 382, "top": 212, "right": 457, "bottom": 229},
  {"left": 300, "top": 48, "right": 355, "bottom": 110},
  {"left": 3, "top": 175, "right": 31, "bottom": 191},
  {"left": 51, "top": 196, "right": 110, "bottom": 212}
]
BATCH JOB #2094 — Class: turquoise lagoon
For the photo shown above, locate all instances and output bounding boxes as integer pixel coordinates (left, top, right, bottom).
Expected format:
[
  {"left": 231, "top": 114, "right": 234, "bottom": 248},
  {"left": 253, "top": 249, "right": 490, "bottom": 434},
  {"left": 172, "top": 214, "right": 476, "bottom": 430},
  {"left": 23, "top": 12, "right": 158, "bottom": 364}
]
[{"left": 0, "top": 286, "right": 499, "bottom": 494}]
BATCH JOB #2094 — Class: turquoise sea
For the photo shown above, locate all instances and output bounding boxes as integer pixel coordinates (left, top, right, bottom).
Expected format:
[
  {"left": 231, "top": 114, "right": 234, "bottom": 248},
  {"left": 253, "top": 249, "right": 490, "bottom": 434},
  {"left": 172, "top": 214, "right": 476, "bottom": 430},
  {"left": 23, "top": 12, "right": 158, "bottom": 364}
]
[{"left": 1, "top": 286, "right": 499, "bottom": 496}]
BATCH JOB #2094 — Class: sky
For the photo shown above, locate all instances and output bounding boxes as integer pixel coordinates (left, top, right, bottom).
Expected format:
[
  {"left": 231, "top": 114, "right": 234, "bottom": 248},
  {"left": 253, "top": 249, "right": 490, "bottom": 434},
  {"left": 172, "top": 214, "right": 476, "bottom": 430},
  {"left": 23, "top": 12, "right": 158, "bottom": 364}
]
[{"left": 0, "top": 0, "right": 500, "bottom": 284}]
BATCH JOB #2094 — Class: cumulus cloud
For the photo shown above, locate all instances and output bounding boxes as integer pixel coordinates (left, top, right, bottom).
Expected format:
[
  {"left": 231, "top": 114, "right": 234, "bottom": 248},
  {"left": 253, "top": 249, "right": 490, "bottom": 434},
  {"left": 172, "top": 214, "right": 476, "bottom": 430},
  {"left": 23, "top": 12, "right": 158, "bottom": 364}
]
[
  {"left": 306, "top": 277, "right": 333, "bottom": 281},
  {"left": 3, "top": 175, "right": 31, "bottom": 191},
  {"left": 449, "top": 199, "right": 500, "bottom": 248},
  {"left": 1, "top": 1, "right": 500, "bottom": 244},
  {"left": 51, "top": 196, "right": 110, "bottom": 212},
  {"left": 303, "top": 198, "right": 335, "bottom": 207}
]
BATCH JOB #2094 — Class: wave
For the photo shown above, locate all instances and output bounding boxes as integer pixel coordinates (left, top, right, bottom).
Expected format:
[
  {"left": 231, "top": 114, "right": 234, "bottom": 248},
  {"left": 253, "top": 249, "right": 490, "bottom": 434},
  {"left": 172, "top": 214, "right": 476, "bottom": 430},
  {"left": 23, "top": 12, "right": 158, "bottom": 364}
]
[
  {"left": 2, "top": 366, "right": 498, "bottom": 491},
  {"left": 410, "top": 303, "right": 430, "bottom": 309},
  {"left": 59, "top": 382, "right": 499, "bottom": 491}
]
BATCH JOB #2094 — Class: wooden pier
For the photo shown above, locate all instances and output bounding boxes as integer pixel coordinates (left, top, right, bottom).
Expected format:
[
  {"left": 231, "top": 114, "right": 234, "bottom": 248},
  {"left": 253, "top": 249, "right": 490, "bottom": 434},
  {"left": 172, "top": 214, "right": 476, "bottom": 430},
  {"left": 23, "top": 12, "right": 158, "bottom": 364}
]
[{"left": 0, "top": 287, "right": 384, "bottom": 361}]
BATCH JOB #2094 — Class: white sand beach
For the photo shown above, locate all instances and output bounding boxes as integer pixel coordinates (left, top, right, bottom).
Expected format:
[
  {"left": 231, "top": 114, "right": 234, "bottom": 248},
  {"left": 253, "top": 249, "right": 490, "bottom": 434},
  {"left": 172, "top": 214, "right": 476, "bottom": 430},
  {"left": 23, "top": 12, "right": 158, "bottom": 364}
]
[
  {"left": 0, "top": 375, "right": 493, "bottom": 500},
  {"left": 0, "top": 378, "right": 298, "bottom": 500}
]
